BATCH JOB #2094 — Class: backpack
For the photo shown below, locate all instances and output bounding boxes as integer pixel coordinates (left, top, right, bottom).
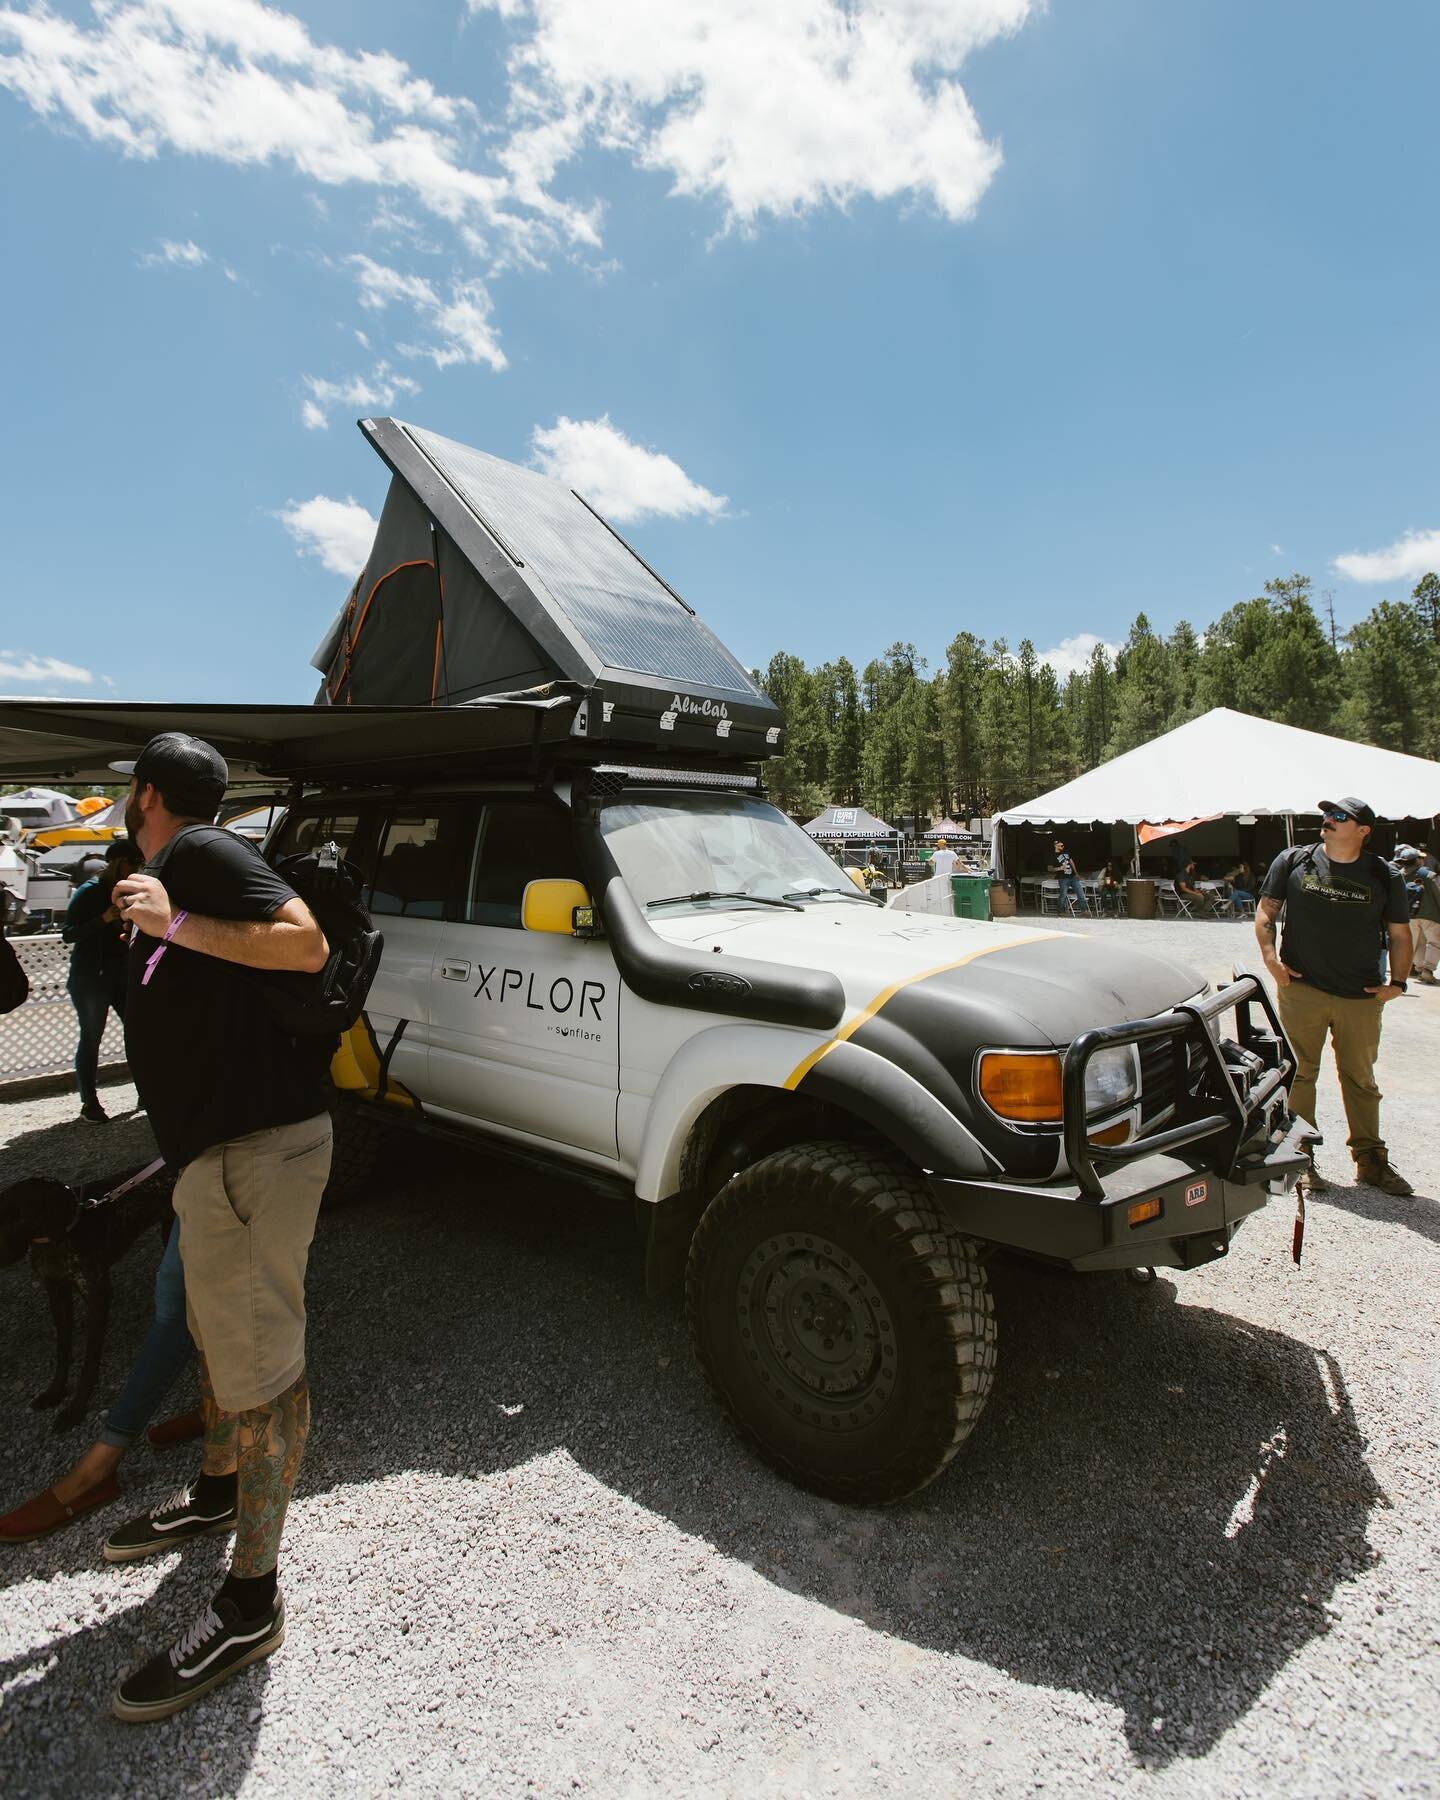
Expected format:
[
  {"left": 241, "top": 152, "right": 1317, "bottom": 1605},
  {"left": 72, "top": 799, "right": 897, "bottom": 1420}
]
[{"left": 147, "top": 826, "right": 383, "bottom": 1038}]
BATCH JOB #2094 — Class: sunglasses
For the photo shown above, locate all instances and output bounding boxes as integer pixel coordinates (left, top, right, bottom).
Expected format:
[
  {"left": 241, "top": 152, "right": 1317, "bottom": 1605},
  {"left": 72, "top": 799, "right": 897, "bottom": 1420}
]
[{"left": 1321, "top": 810, "right": 1353, "bottom": 826}]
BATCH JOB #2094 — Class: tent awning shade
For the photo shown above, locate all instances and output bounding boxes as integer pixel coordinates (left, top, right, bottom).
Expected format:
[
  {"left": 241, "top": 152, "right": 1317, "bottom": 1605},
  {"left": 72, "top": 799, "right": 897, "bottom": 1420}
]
[{"left": 998, "top": 709, "right": 1440, "bottom": 826}]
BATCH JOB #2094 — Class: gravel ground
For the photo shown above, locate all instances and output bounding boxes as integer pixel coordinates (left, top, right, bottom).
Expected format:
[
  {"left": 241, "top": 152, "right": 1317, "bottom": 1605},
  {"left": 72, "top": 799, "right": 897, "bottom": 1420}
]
[{"left": 2, "top": 918, "right": 1437, "bottom": 1797}]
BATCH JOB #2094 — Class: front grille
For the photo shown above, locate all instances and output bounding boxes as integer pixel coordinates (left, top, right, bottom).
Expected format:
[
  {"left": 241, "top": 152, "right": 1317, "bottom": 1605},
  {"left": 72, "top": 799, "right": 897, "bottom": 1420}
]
[{"left": 1139, "top": 1038, "right": 1177, "bottom": 1123}]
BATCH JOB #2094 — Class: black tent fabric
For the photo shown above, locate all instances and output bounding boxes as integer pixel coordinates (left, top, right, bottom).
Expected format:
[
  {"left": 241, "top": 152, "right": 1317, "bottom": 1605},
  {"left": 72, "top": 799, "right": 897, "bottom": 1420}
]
[{"left": 312, "top": 420, "right": 781, "bottom": 760}]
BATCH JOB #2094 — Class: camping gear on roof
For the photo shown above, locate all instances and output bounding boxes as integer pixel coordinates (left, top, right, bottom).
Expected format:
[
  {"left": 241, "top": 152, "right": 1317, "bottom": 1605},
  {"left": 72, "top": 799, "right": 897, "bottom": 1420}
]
[
  {"left": 311, "top": 418, "right": 781, "bottom": 760},
  {"left": 0, "top": 787, "right": 78, "bottom": 831}
]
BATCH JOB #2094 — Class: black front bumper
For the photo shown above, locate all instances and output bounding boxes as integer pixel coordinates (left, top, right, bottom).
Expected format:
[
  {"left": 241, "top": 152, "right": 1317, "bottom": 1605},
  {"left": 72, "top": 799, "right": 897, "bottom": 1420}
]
[
  {"left": 928, "top": 1109, "right": 1313, "bottom": 1270},
  {"left": 929, "top": 974, "right": 1316, "bottom": 1272}
]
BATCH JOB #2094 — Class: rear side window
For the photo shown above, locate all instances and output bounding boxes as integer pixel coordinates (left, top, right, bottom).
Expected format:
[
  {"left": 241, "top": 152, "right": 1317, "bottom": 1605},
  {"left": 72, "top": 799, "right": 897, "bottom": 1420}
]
[
  {"left": 272, "top": 809, "right": 365, "bottom": 862},
  {"left": 369, "top": 806, "right": 469, "bottom": 919},
  {"left": 465, "top": 802, "right": 581, "bottom": 928}
]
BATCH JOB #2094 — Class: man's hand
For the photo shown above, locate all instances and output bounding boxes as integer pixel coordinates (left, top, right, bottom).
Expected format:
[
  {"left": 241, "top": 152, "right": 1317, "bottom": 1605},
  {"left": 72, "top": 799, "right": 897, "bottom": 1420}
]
[
  {"left": 1364, "top": 982, "right": 1405, "bottom": 1003},
  {"left": 112, "top": 874, "right": 172, "bottom": 941},
  {"left": 1264, "top": 955, "right": 1304, "bottom": 987}
]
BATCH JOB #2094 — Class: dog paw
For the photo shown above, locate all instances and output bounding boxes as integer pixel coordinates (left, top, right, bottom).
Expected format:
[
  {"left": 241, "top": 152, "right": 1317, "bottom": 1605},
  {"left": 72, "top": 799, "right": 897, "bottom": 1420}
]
[{"left": 30, "top": 1389, "right": 65, "bottom": 1411}]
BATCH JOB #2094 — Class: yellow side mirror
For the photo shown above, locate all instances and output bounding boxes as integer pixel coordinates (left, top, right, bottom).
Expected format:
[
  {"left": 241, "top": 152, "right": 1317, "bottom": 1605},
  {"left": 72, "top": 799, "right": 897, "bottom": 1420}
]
[
  {"left": 522, "top": 878, "right": 593, "bottom": 935},
  {"left": 843, "top": 865, "right": 869, "bottom": 892}
]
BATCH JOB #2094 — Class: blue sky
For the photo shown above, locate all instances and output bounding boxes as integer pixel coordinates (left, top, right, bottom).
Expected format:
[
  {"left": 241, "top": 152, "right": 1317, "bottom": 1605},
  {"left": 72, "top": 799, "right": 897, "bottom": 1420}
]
[{"left": 1, "top": 0, "right": 1437, "bottom": 704}]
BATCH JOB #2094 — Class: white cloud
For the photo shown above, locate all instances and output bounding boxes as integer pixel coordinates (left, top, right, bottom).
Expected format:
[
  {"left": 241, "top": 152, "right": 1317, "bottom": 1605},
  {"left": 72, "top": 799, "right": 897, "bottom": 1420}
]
[
  {"left": 349, "top": 254, "right": 506, "bottom": 370},
  {"left": 138, "top": 235, "right": 207, "bottom": 267},
  {"left": 0, "top": 0, "right": 598, "bottom": 262},
  {"left": 529, "top": 414, "right": 728, "bottom": 522},
  {"left": 476, "top": 0, "right": 1032, "bottom": 225},
  {"left": 1333, "top": 528, "right": 1440, "bottom": 585},
  {"left": 299, "top": 359, "right": 420, "bottom": 429},
  {"left": 1037, "top": 633, "right": 1121, "bottom": 681},
  {"left": 279, "top": 494, "right": 377, "bottom": 575},
  {"left": 0, "top": 650, "right": 97, "bottom": 686}
]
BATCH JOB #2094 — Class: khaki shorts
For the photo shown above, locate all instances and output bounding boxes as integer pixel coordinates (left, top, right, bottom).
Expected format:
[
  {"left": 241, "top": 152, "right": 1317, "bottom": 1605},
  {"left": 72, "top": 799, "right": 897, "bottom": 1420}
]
[{"left": 174, "top": 1114, "right": 332, "bottom": 1412}]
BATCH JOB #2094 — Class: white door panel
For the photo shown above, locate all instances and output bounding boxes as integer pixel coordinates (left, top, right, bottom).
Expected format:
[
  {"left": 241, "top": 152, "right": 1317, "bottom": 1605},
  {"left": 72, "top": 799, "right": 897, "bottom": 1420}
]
[
  {"left": 365, "top": 915, "right": 441, "bottom": 1098},
  {"left": 427, "top": 923, "right": 620, "bottom": 1156}
]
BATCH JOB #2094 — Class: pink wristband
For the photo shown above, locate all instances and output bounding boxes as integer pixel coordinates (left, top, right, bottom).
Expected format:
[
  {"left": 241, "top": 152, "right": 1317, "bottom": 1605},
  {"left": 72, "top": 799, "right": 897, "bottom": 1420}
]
[{"left": 140, "top": 909, "right": 188, "bottom": 988}]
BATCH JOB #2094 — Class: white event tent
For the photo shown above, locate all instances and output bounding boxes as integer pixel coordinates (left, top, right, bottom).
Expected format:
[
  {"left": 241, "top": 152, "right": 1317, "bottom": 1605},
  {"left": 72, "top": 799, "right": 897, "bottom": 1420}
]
[{"left": 995, "top": 708, "right": 1440, "bottom": 874}]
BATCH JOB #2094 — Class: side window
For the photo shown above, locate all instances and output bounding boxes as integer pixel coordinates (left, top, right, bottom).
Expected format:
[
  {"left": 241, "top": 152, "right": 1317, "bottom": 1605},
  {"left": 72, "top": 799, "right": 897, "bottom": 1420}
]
[
  {"left": 369, "top": 806, "right": 469, "bottom": 919},
  {"left": 271, "top": 807, "right": 374, "bottom": 873},
  {"left": 465, "top": 802, "right": 581, "bottom": 928}
]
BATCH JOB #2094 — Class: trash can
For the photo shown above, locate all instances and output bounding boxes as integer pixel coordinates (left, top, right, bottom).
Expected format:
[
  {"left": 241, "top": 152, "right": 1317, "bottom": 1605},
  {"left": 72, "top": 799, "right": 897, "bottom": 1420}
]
[
  {"left": 1126, "top": 877, "right": 1157, "bottom": 919},
  {"left": 952, "top": 875, "right": 992, "bottom": 921}
]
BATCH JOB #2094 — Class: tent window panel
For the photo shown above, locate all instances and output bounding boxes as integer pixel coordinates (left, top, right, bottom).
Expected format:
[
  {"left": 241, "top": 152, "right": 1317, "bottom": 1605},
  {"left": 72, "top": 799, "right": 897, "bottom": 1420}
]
[{"left": 368, "top": 806, "right": 469, "bottom": 919}]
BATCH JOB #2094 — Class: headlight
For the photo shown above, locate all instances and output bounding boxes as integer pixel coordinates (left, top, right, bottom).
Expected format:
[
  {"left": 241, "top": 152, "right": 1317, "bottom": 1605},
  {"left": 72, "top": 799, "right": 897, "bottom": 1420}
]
[
  {"left": 978, "top": 1051, "right": 1063, "bottom": 1123},
  {"left": 1083, "top": 1045, "right": 1139, "bottom": 1115}
]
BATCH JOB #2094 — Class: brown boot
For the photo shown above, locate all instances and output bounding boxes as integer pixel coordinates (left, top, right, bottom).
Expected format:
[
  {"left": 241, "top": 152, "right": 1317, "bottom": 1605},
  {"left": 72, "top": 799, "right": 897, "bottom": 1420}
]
[
  {"left": 1355, "top": 1152, "right": 1414, "bottom": 1197},
  {"left": 1297, "top": 1158, "right": 1330, "bottom": 1194}
]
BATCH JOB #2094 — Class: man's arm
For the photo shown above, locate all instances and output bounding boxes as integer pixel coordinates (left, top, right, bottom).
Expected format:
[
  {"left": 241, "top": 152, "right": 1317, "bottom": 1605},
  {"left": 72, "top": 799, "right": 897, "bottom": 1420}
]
[
  {"left": 1254, "top": 896, "right": 1301, "bottom": 985},
  {"left": 1376, "top": 922, "right": 1413, "bottom": 993},
  {"left": 114, "top": 876, "right": 328, "bottom": 973}
]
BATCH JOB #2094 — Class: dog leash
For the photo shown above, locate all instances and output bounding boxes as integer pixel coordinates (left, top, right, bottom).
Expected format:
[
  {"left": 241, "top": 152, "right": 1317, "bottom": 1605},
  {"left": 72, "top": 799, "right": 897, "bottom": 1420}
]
[{"left": 77, "top": 1156, "right": 168, "bottom": 1212}]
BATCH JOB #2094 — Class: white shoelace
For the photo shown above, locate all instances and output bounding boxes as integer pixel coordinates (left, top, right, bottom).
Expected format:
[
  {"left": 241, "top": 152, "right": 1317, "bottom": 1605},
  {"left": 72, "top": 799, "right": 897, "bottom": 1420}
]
[
  {"left": 169, "top": 1606, "right": 223, "bottom": 1670},
  {"left": 152, "top": 1483, "right": 195, "bottom": 1520}
]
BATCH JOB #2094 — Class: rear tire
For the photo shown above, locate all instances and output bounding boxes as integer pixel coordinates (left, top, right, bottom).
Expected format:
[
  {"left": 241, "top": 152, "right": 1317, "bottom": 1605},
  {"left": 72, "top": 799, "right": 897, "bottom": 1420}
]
[
  {"left": 686, "top": 1140, "right": 995, "bottom": 1504},
  {"left": 325, "top": 1102, "right": 386, "bottom": 1202}
]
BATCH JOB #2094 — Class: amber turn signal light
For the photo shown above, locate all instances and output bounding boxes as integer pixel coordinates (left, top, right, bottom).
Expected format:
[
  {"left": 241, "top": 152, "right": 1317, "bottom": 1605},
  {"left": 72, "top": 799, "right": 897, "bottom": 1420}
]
[
  {"left": 1088, "top": 1120, "right": 1132, "bottom": 1147},
  {"left": 978, "top": 1052, "right": 1063, "bottom": 1123},
  {"left": 1127, "top": 1198, "right": 1162, "bottom": 1227}
]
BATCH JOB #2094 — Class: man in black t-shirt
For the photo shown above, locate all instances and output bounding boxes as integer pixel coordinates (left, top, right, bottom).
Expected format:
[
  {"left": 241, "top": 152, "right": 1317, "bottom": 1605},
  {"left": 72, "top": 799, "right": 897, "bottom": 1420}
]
[
  {"left": 99, "top": 733, "right": 332, "bottom": 1724},
  {"left": 1256, "top": 795, "right": 1414, "bottom": 1196}
]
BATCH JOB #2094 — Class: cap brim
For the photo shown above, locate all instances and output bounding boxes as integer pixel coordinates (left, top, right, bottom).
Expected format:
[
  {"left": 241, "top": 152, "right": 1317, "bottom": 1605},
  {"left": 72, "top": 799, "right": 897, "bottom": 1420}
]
[{"left": 109, "top": 759, "right": 138, "bottom": 777}]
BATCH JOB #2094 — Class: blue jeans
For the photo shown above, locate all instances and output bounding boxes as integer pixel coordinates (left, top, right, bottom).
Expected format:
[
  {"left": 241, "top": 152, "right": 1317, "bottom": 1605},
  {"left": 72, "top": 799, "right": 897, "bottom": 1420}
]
[
  {"left": 68, "top": 975, "right": 113, "bottom": 1108},
  {"left": 99, "top": 1218, "right": 194, "bottom": 1449},
  {"left": 1057, "top": 874, "right": 1086, "bottom": 911}
]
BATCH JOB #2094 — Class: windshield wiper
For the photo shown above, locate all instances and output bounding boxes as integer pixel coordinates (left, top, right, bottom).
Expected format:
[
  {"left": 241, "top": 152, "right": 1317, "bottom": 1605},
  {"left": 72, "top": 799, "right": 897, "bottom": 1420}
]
[
  {"left": 783, "top": 884, "right": 875, "bottom": 904},
  {"left": 646, "top": 889, "right": 804, "bottom": 913}
]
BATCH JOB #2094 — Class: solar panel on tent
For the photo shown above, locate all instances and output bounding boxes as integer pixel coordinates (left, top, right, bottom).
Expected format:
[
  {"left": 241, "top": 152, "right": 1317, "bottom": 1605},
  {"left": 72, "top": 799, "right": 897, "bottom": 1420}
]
[{"left": 408, "top": 426, "right": 756, "bottom": 695}]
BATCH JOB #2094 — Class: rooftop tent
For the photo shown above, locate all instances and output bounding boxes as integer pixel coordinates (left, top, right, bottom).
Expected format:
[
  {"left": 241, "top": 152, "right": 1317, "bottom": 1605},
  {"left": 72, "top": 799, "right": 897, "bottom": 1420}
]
[
  {"left": 312, "top": 418, "right": 782, "bottom": 761},
  {"left": 0, "top": 786, "right": 78, "bottom": 829},
  {"left": 803, "top": 805, "right": 898, "bottom": 840}
]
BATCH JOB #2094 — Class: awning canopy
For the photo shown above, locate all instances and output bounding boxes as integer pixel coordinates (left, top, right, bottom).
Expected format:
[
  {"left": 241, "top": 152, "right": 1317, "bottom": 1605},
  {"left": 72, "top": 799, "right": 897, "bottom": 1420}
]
[
  {"left": 803, "top": 805, "right": 898, "bottom": 840},
  {"left": 998, "top": 708, "right": 1440, "bottom": 827},
  {"left": 924, "top": 818, "right": 975, "bottom": 840}
]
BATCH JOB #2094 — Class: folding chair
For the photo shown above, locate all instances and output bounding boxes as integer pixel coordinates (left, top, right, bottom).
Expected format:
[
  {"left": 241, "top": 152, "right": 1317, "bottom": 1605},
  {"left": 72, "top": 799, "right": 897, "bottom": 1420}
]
[{"left": 1157, "top": 881, "right": 1194, "bottom": 919}]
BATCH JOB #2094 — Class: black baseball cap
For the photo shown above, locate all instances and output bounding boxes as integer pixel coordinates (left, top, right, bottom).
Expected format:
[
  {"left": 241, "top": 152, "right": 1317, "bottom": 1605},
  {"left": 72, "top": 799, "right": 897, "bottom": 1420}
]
[
  {"left": 1317, "top": 796, "right": 1376, "bottom": 827},
  {"left": 110, "top": 732, "right": 228, "bottom": 818}
]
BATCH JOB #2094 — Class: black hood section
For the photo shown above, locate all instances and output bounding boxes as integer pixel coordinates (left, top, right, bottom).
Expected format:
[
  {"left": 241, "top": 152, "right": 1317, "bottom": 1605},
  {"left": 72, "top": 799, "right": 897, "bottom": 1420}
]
[{"left": 820, "top": 934, "right": 1203, "bottom": 1180}]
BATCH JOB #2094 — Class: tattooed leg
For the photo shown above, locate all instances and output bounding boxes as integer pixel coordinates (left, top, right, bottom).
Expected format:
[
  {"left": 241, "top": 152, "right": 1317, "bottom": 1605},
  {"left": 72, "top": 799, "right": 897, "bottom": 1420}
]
[
  {"left": 231, "top": 1369, "right": 311, "bottom": 1578},
  {"left": 198, "top": 1353, "right": 238, "bottom": 1478}
]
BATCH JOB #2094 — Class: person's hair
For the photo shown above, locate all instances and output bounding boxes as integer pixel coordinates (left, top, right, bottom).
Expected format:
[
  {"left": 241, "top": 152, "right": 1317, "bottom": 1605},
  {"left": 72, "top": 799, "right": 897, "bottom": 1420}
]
[{"left": 142, "top": 777, "right": 214, "bottom": 823}]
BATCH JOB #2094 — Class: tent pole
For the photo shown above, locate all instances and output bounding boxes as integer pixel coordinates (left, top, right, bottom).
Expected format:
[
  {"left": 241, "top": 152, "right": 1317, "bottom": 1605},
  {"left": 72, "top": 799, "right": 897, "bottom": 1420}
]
[
  {"left": 1131, "top": 823, "right": 1141, "bottom": 876},
  {"left": 1284, "top": 814, "right": 1294, "bottom": 848}
]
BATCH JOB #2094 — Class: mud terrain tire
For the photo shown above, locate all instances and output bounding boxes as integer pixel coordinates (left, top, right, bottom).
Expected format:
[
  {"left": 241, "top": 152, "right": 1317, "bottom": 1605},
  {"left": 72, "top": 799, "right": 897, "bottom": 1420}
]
[
  {"left": 686, "top": 1140, "right": 995, "bottom": 1504},
  {"left": 325, "top": 1102, "right": 387, "bottom": 1203}
]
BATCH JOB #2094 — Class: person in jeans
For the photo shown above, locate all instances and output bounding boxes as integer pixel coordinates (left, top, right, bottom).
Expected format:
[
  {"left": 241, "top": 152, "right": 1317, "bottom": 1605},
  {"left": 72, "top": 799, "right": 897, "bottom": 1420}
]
[
  {"left": 1256, "top": 796, "right": 1414, "bottom": 1196},
  {"left": 0, "top": 1223, "right": 199, "bottom": 1543},
  {"left": 100, "top": 732, "right": 332, "bottom": 1724},
  {"left": 62, "top": 838, "right": 141, "bottom": 1122},
  {"left": 1050, "top": 839, "right": 1086, "bottom": 913}
]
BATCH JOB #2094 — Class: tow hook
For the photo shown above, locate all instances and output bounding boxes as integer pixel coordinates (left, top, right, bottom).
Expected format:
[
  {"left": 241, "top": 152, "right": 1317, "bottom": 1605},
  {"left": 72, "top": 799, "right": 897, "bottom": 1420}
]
[{"left": 1125, "top": 1266, "right": 1157, "bottom": 1285}]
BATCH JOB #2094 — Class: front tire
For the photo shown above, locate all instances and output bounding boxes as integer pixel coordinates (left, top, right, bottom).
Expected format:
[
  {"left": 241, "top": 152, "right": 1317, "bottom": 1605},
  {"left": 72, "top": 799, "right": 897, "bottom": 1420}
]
[
  {"left": 686, "top": 1141, "right": 995, "bottom": 1504},
  {"left": 325, "top": 1101, "right": 386, "bottom": 1202}
]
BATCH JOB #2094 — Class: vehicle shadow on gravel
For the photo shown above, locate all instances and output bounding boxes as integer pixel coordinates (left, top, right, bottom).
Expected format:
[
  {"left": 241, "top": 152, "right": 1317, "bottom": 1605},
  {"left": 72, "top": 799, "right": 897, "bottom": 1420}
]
[{"left": 0, "top": 1130, "right": 1388, "bottom": 1780}]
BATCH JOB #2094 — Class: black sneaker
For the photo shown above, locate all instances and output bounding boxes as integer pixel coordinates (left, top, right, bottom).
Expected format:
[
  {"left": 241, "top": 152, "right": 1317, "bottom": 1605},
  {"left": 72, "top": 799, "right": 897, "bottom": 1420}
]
[
  {"left": 80, "top": 1101, "right": 109, "bottom": 1124},
  {"left": 102, "top": 1481, "right": 236, "bottom": 1563},
  {"left": 112, "top": 1594, "right": 285, "bottom": 1723}
]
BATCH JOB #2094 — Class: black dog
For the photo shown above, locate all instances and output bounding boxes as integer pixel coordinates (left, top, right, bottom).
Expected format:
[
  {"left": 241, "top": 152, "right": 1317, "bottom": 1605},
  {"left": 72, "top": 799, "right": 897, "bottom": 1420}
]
[{"left": 0, "top": 1161, "right": 174, "bottom": 1431}]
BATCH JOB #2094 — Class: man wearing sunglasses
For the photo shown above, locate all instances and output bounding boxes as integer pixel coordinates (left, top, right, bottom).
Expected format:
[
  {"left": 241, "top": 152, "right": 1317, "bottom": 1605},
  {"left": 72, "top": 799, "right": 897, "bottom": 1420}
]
[{"left": 1256, "top": 797, "right": 1414, "bottom": 1196}]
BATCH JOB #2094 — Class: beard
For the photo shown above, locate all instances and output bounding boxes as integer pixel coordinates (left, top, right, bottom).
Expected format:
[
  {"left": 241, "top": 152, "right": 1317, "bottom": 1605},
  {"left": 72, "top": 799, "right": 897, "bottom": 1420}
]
[{"left": 124, "top": 795, "right": 144, "bottom": 844}]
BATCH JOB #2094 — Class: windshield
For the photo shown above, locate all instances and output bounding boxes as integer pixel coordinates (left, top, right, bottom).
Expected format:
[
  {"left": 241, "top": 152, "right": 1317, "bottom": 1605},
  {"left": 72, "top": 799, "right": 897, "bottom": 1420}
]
[{"left": 601, "top": 790, "right": 868, "bottom": 913}]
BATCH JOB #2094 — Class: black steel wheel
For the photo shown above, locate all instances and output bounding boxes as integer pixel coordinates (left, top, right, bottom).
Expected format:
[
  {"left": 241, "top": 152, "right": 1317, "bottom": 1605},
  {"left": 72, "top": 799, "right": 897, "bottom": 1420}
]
[{"left": 686, "top": 1140, "right": 995, "bottom": 1504}]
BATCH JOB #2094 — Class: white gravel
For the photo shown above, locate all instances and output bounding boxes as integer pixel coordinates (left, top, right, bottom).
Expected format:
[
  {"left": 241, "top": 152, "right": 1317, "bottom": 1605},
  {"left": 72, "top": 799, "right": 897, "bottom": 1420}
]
[{"left": 2, "top": 918, "right": 1437, "bottom": 1797}]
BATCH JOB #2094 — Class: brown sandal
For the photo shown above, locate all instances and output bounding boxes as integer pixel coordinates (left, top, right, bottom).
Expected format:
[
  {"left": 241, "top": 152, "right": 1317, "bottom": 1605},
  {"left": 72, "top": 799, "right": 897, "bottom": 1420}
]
[{"left": 0, "top": 1475, "right": 120, "bottom": 1544}]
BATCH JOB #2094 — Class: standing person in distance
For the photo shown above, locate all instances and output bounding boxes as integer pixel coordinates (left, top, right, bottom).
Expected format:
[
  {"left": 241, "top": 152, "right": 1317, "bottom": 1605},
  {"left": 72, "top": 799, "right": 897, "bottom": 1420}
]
[
  {"left": 1398, "top": 848, "right": 1440, "bottom": 985},
  {"left": 63, "top": 839, "right": 142, "bottom": 1122},
  {"left": 1050, "top": 838, "right": 1086, "bottom": 913},
  {"left": 1255, "top": 797, "right": 1414, "bottom": 1196},
  {"left": 928, "top": 838, "right": 958, "bottom": 883},
  {"left": 102, "top": 733, "right": 332, "bottom": 1723}
]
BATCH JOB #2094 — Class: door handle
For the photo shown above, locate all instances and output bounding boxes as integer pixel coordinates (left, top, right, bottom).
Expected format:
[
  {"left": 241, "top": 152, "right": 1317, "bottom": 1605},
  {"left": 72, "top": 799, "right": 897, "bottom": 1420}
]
[{"left": 440, "top": 960, "right": 471, "bottom": 981}]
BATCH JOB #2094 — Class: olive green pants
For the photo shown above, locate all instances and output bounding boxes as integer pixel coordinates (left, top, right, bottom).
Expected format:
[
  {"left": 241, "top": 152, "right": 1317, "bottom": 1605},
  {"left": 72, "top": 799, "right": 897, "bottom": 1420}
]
[{"left": 1276, "top": 981, "right": 1386, "bottom": 1159}]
